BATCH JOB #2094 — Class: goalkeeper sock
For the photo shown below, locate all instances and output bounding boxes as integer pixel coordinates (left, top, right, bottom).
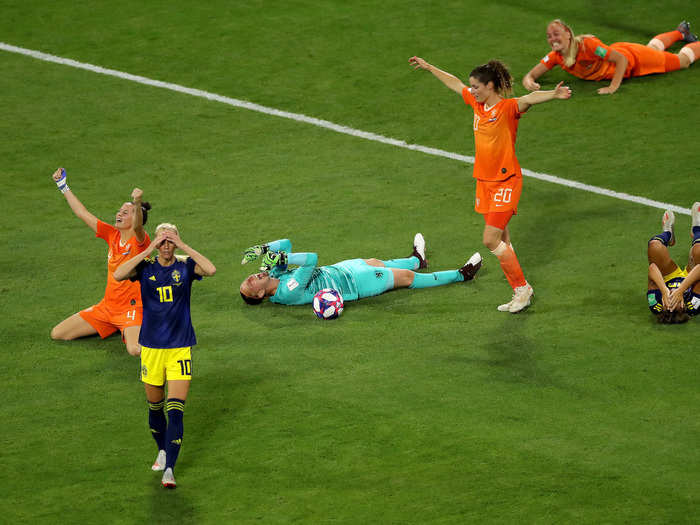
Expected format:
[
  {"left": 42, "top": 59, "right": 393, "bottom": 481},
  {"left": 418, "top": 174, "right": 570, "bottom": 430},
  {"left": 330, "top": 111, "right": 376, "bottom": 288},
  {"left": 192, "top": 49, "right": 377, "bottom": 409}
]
[
  {"left": 165, "top": 398, "right": 185, "bottom": 470},
  {"left": 491, "top": 241, "right": 527, "bottom": 290},
  {"left": 650, "top": 231, "right": 673, "bottom": 246},
  {"left": 409, "top": 270, "right": 461, "bottom": 288},
  {"left": 382, "top": 256, "right": 419, "bottom": 270},
  {"left": 148, "top": 398, "right": 167, "bottom": 451}
]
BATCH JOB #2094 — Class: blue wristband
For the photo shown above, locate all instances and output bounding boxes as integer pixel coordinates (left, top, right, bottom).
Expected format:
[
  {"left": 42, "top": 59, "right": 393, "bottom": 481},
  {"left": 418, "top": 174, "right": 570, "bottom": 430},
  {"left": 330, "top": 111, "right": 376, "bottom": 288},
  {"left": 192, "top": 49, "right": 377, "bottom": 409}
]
[{"left": 56, "top": 168, "right": 69, "bottom": 193}]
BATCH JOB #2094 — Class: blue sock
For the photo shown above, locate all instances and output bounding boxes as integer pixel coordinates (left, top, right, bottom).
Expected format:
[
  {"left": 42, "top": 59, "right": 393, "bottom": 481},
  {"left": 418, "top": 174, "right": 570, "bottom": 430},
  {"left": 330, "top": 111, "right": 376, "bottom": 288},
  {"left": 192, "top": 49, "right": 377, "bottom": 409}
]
[
  {"left": 165, "top": 398, "right": 185, "bottom": 470},
  {"left": 148, "top": 399, "right": 166, "bottom": 451},
  {"left": 693, "top": 226, "right": 700, "bottom": 245},
  {"left": 650, "top": 231, "right": 672, "bottom": 246},
  {"left": 382, "top": 256, "right": 419, "bottom": 270},
  {"left": 409, "top": 270, "right": 462, "bottom": 289}
]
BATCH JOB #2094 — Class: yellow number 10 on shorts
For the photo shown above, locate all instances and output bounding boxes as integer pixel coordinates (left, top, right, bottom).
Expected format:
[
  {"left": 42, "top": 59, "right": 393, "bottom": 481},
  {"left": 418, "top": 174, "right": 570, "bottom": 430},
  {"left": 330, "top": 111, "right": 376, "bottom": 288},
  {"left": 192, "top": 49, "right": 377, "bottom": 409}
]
[{"left": 140, "top": 346, "right": 193, "bottom": 385}]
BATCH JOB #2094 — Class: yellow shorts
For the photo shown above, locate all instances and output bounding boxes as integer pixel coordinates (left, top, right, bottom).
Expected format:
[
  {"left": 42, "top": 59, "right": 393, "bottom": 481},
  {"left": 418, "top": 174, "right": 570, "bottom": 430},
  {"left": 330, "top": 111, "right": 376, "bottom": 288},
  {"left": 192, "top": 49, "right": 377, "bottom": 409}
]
[
  {"left": 663, "top": 266, "right": 688, "bottom": 282},
  {"left": 140, "top": 346, "right": 192, "bottom": 386}
]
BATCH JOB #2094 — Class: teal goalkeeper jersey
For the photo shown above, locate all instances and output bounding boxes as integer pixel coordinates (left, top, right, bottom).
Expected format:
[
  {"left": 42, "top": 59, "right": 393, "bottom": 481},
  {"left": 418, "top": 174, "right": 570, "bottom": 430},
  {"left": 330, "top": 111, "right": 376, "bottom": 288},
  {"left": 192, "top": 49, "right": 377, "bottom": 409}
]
[{"left": 269, "top": 253, "right": 359, "bottom": 305}]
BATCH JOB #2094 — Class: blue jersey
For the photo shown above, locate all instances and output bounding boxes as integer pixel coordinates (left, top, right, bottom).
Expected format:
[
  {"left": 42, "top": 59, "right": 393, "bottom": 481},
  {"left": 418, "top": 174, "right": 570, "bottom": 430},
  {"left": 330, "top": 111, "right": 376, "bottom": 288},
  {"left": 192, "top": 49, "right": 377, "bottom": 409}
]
[{"left": 132, "top": 256, "right": 202, "bottom": 348}]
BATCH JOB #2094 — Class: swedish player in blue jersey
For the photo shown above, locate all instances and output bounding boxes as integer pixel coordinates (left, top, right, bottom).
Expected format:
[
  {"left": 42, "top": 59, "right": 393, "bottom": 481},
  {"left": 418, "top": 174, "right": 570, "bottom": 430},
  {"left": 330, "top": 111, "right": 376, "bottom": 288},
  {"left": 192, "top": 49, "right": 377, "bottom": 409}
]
[
  {"left": 239, "top": 234, "right": 482, "bottom": 306},
  {"left": 647, "top": 205, "right": 700, "bottom": 324},
  {"left": 114, "top": 223, "right": 216, "bottom": 488}
]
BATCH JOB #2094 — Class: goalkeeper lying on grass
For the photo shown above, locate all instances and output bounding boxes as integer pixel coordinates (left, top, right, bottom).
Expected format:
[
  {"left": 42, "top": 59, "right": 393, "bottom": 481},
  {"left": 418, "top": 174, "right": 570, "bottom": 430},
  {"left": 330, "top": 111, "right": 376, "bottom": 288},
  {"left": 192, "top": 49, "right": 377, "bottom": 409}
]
[{"left": 239, "top": 234, "right": 482, "bottom": 305}]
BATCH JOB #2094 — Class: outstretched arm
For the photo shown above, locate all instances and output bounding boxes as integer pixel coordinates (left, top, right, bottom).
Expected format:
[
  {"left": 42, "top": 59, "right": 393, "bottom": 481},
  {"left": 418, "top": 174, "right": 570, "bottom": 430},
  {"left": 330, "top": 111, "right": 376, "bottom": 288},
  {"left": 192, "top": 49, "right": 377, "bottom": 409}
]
[
  {"left": 409, "top": 56, "right": 466, "bottom": 94},
  {"left": 52, "top": 168, "right": 98, "bottom": 232},
  {"left": 522, "top": 63, "right": 549, "bottom": 91},
  {"left": 517, "top": 81, "right": 572, "bottom": 112},
  {"left": 597, "top": 49, "right": 627, "bottom": 95}
]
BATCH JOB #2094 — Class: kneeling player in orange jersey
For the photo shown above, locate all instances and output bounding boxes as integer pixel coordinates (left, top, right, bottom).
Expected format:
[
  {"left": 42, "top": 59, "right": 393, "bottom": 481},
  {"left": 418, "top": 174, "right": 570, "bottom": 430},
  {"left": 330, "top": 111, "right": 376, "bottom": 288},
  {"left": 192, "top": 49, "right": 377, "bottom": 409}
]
[
  {"left": 49, "top": 168, "right": 151, "bottom": 356},
  {"left": 647, "top": 205, "right": 700, "bottom": 324},
  {"left": 523, "top": 19, "right": 700, "bottom": 95}
]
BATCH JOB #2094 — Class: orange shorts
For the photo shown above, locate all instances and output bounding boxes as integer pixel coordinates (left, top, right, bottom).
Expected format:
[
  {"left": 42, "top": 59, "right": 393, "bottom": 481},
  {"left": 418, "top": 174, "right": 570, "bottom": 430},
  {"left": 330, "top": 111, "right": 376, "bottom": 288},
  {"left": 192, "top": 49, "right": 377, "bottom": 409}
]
[
  {"left": 475, "top": 175, "right": 522, "bottom": 215},
  {"left": 612, "top": 43, "right": 680, "bottom": 77},
  {"left": 79, "top": 299, "right": 142, "bottom": 338}
]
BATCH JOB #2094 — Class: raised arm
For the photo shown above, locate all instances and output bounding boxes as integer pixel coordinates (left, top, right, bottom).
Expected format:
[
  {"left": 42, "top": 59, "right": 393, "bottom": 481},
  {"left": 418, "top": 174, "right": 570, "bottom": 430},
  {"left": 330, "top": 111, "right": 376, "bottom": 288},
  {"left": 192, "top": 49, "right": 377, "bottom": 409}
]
[
  {"left": 597, "top": 49, "right": 628, "bottom": 95},
  {"left": 409, "top": 56, "right": 466, "bottom": 94},
  {"left": 52, "top": 168, "right": 98, "bottom": 232},
  {"left": 517, "top": 81, "right": 572, "bottom": 112},
  {"left": 130, "top": 187, "right": 146, "bottom": 243},
  {"left": 522, "top": 62, "right": 550, "bottom": 91},
  {"left": 164, "top": 230, "right": 216, "bottom": 277}
]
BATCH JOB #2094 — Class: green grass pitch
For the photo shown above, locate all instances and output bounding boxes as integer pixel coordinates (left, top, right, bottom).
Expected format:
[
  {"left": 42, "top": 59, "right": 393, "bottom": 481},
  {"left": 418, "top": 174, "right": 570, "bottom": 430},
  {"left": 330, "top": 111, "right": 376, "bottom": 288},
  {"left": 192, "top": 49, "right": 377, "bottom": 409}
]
[{"left": 1, "top": 1, "right": 699, "bottom": 523}]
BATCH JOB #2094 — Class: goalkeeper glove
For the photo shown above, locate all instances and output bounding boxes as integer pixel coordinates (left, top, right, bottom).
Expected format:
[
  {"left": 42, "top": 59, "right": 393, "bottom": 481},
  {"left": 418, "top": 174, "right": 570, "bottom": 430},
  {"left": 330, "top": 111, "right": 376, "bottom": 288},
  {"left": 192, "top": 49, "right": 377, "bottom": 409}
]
[
  {"left": 241, "top": 244, "right": 268, "bottom": 265},
  {"left": 260, "top": 251, "right": 287, "bottom": 272},
  {"left": 55, "top": 168, "right": 70, "bottom": 194}
]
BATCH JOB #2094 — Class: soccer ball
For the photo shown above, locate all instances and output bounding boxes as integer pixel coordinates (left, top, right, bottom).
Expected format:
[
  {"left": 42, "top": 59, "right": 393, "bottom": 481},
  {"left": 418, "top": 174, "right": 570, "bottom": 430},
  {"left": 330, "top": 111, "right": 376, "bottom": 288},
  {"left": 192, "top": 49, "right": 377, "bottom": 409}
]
[{"left": 312, "top": 289, "right": 344, "bottom": 320}]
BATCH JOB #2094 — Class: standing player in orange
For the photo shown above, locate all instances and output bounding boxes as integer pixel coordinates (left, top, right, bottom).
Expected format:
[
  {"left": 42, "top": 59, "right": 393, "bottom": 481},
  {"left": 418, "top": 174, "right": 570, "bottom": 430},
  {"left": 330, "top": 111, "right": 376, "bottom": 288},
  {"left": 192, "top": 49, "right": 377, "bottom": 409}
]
[
  {"left": 523, "top": 20, "right": 700, "bottom": 95},
  {"left": 50, "top": 168, "right": 152, "bottom": 355},
  {"left": 408, "top": 57, "right": 571, "bottom": 312}
]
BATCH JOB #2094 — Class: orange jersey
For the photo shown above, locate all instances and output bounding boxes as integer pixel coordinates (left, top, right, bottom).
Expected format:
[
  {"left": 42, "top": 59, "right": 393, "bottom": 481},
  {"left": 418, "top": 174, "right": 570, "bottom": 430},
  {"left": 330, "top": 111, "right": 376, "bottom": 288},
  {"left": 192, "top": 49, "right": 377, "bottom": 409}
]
[
  {"left": 540, "top": 37, "right": 671, "bottom": 80},
  {"left": 461, "top": 87, "right": 523, "bottom": 182},
  {"left": 96, "top": 220, "right": 150, "bottom": 310}
]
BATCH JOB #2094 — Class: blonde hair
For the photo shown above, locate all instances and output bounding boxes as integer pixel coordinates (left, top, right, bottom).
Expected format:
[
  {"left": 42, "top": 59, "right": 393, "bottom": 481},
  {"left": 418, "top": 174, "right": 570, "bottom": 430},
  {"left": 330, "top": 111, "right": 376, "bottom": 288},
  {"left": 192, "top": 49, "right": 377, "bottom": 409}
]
[
  {"left": 549, "top": 19, "right": 595, "bottom": 67},
  {"left": 155, "top": 222, "right": 179, "bottom": 236}
]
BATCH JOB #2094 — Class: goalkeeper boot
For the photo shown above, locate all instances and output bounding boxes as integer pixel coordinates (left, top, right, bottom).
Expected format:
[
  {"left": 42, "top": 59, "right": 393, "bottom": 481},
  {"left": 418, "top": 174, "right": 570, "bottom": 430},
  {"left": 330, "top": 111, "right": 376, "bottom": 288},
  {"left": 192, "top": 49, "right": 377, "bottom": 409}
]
[
  {"left": 508, "top": 282, "right": 534, "bottom": 313},
  {"left": 662, "top": 209, "right": 676, "bottom": 246},
  {"left": 677, "top": 21, "right": 698, "bottom": 43},
  {"left": 162, "top": 467, "right": 177, "bottom": 489},
  {"left": 458, "top": 252, "right": 482, "bottom": 281},
  {"left": 151, "top": 449, "right": 166, "bottom": 471},
  {"left": 412, "top": 233, "right": 428, "bottom": 269}
]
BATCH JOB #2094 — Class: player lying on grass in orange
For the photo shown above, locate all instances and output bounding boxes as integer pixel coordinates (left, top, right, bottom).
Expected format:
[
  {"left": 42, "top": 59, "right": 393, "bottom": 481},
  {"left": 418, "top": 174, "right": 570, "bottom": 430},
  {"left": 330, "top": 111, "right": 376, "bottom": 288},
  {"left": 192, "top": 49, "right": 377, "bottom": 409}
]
[{"left": 523, "top": 19, "right": 700, "bottom": 95}]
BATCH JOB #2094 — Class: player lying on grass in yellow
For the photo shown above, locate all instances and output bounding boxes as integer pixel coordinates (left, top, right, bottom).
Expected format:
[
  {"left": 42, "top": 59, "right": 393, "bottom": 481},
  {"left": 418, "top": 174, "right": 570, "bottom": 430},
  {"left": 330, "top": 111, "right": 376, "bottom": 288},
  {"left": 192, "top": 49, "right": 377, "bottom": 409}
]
[{"left": 647, "top": 205, "right": 700, "bottom": 324}]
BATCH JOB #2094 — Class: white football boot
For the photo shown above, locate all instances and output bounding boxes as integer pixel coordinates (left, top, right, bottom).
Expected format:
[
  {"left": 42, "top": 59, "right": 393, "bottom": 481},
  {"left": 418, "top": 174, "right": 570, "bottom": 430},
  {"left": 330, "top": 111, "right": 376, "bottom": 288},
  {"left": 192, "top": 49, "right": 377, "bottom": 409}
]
[
  {"left": 691, "top": 202, "right": 700, "bottom": 231},
  {"left": 151, "top": 450, "right": 166, "bottom": 471},
  {"left": 412, "top": 233, "right": 428, "bottom": 269},
  {"left": 458, "top": 252, "right": 482, "bottom": 281},
  {"left": 662, "top": 209, "right": 675, "bottom": 246},
  {"left": 497, "top": 296, "right": 514, "bottom": 312},
  {"left": 162, "top": 467, "right": 177, "bottom": 489},
  {"left": 508, "top": 282, "right": 534, "bottom": 313}
]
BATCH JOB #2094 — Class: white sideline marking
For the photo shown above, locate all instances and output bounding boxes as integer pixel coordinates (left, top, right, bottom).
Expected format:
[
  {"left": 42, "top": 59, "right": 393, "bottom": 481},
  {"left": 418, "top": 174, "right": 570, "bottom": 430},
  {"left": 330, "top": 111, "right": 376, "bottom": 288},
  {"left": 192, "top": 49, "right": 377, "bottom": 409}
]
[{"left": 1, "top": 41, "right": 691, "bottom": 216}]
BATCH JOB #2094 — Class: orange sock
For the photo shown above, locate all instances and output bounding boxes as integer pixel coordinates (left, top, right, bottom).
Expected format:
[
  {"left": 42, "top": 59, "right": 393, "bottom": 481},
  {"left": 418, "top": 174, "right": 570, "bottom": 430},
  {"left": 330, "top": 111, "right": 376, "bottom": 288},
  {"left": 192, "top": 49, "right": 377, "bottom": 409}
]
[
  {"left": 491, "top": 243, "right": 527, "bottom": 289},
  {"left": 681, "top": 42, "right": 700, "bottom": 63},
  {"left": 653, "top": 30, "right": 683, "bottom": 49}
]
